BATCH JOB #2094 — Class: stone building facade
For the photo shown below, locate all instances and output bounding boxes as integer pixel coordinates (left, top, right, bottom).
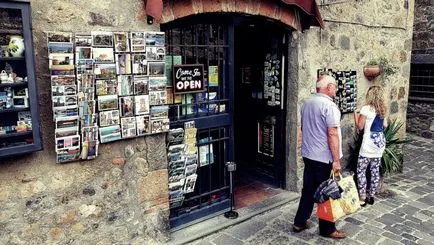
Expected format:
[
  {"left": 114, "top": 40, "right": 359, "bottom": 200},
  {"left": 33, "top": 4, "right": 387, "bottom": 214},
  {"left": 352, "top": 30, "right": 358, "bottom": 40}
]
[
  {"left": 407, "top": 0, "right": 434, "bottom": 138},
  {"left": 0, "top": 0, "right": 414, "bottom": 244}
]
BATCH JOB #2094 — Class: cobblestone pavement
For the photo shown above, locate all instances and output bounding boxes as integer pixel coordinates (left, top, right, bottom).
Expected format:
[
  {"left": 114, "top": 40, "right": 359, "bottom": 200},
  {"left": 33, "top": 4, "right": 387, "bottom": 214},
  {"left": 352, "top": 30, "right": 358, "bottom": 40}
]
[{"left": 189, "top": 135, "right": 434, "bottom": 245}]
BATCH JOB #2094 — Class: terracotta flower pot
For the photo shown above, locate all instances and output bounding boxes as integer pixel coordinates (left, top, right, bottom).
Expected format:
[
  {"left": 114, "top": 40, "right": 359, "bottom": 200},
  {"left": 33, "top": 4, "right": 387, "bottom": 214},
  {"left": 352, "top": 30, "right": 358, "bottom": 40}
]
[{"left": 363, "top": 65, "right": 382, "bottom": 81}]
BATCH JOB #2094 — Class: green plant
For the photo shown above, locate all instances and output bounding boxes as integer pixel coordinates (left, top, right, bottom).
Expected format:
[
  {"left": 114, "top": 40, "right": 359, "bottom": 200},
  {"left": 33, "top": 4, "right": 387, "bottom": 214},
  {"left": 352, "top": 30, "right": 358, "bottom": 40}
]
[
  {"left": 381, "top": 119, "right": 411, "bottom": 177},
  {"left": 366, "top": 57, "right": 398, "bottom": 81}
]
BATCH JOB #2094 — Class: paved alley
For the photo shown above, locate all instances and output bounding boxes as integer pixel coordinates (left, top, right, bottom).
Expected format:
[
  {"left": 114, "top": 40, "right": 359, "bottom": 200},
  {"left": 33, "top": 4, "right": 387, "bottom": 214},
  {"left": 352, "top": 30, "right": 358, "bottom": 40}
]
[{"left": 188, "top": 134, "right": 434, "bottom": 245}]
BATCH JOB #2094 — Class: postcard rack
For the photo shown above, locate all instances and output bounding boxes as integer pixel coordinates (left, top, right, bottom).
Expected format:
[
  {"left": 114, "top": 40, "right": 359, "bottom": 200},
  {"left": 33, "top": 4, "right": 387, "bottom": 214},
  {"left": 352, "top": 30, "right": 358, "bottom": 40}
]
[
  {"left": 48, "top": 31, "right": 169, "bottom": 163},
  {"left": 0, "top": 1, "right": 42, "bottom": 157}
]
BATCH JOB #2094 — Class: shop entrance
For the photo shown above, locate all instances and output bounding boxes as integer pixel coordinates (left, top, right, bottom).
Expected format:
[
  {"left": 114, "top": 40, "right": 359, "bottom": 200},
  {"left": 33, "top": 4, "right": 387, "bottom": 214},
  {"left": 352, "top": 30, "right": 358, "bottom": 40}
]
[{"left": 233, "top": 20, "right": 287, "bottom": 208}]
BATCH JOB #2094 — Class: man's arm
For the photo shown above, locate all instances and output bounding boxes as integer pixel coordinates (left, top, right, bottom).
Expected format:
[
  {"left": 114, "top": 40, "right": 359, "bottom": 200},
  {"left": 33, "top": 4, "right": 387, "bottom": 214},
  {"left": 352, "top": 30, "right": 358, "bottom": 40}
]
[{"left": 327, "top": 126, "right": 341, "bottom": 171}]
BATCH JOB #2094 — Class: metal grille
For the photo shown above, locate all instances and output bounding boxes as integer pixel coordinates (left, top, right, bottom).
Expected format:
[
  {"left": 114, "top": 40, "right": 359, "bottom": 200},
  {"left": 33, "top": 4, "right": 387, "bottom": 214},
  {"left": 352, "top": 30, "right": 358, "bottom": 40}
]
[
  {"left": 163, "top": 20, "right": 232, "bottom": 228},
  {"left": 409, "top": 64, "right": 434, "bottom": 103}
]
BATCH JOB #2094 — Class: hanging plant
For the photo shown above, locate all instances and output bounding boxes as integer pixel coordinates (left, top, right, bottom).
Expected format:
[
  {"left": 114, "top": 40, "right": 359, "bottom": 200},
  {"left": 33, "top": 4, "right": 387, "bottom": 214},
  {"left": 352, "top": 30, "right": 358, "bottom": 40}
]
[{"left": 363, "top": 57, "right": 398, "bottom": 82}]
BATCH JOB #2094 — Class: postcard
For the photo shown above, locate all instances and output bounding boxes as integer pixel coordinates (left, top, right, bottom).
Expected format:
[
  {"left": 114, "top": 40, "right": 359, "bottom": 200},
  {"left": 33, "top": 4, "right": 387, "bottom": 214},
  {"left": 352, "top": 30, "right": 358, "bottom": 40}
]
[
  {"left": 149, "top": 91, "right": 167, "bottom": 105},
  {"left": 168, "top": 144, "right": 185, "bottom": 154},
  {"left": 55, "top": 127, "right": 79, "bottom": 138},
  {"left": 145, "top": 32, "right": 165, "bottom": 46},
  {"left": 184, "top": 163, "right": 197, "bottom": 177},
  {"left": 52, "top": 95, "right": 77, "bottom": 107},
  {"left": 151, "top": 118, "right": 170, "bottom": 133},
  {"left": 93, "top": 48, "right": 114, "bottom": 62},
  {"left": 83, "top": 140, "right": 99, "bottom": 159},
  {"left": 150, "top": 105, "right": 169, "bottom": 118},
  {"left": 117, "top": 75, "right": 134, "bottom": 96},
  {"left": 166, "top": 88, "right": 182, "bottom": 104},
  {"left": 78, "top": 100, "right": 96, "bottom": 115},
  {"left": 183, "top": 174, "right": 197, "bottom": 193},
  {"left": 131, "top": 31, "right": 145, "bottom": 39},
  {"left": 116, "top": 53, "right": 131, "bottom": 74},
  {"left": 76, "top": 47, "right": 92, "bottom": 60},
  {"left": 82, "top": 126, "right": 99, "bottom": 142},
  {"left": 18, "top": 111, "right": 32, "bottom": 121},
  {"left": 136, "top": 115, "right": 150, "bottom": 135},
  {"left": 91, "top": 31, "right": 114, "bottom": 47},
  {"left": 148, "top": 77, "right": 167, "bottom": 91},
  {"left": 56, "top": 148, "right": 81, "bottom": 163},
  {"left": 133, "top": 76, "right": 148, "bottom": 95},
  {"left": 49, "top": 53, "right": 74, "bottom": 68},
  {"left": 96, "top": 79, "right": 118, "bottom": 96},
  {"left": 74, "top": 35, "right": 92, "bottom": 47},
  {"left": 130, "top": 31, "right": 146, "bottom": 52},
  {"left": 94, "top": 63, "right": 116, "bottom": 79},
  {"left": 56, "top": 135, "right": 81, "bottom": 152},
  {"left": 52, "top": 85, "right": 77, "bottom": 97},
  {"left": 99, "top": 125, "right": 122, "bottom": 143},
  {"left": 168, "top": 128, "right": 184, "bottom": 144},
  {"left": 53, "top": 105, "right": 78, "bottom": 118},
  {"left": 97, "top": 95, "right": 119, "bottom": 111},
  {"left": 168, "top": 158, "right": 185, "bottom": 170},
  {"left": 134, "top": 95, "right": 149, "bottom": 115},
  {"left": 119, "top": 96, "right": 134, "bottom": 117},
  {"left": 48, "top": 42, "right": 73, "bottom": 54},
  {"left": 51, "top": 75, "right": 75, "bottom": 86},
  {"left": 131, "top": 54, "right": 147, "bottom": 74},
  {"left": 81, "top": 114, "right": 98, "bottom": 127},
  {"left": 148, "top": 62, "right": 165, "bottom": 76},
  {"left": 47, "top": 32, "right": 72, "bottom": 43},
  {"left": 146, "top": 46, "right": 165, "bottom": 61},
  {"left": 114, "top": 32, "right": 130, "bottom": 52},
  {"left": 55, "top": 116, "right": 79, "bottom": 129},
  {"left": 121, "top": 117, "right": 137, "bottom": 138},
  {"left": 99, "top": 110, "right": 120, "bottom": 127}
]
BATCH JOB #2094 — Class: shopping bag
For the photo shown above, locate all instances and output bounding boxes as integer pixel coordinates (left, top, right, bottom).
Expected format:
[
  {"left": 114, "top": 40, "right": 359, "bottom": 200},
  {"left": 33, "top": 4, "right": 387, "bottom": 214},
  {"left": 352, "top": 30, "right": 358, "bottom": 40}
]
[
  {"left": 336, "top": 172, "right": 360, "bottom": 215},
  {"left": 317, "top": 197, "right": 346, "bottom": 222},
  {"left": 313, "top": 172, "right": 342, "bottom": 203},
  {"left": 317, "top": 172, "right": 360, "bottom": 222}
]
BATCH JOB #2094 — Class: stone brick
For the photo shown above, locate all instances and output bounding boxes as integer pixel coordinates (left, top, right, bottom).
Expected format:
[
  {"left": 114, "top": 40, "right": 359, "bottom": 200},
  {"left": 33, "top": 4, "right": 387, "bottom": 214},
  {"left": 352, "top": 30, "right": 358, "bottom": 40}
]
[
  {"left": 202, "top": 0, "right": 222, "bottom": 13},
  {"left": 50, "top": 227, "right": 65, "bottom": 241},
  {"left": 112, "top": 157, "right": 125, "bottom": 165},
  {"left": 339, "top": 35, "right": 351, "bottom": 50},
  {"left": 58, "top": 209, "right": 77, "bottom": 226},
  {"left": 138, "top": 170, "right": 168, "bottom": 203},
  {"left": 88, "top": 12, "right": 115, "bottom": 26},
  {"left": 398, "top": 87, "right": 406, "bottom": 99},
  {"left": 173, "top": 0, "right": 195, "bottom": 19}
]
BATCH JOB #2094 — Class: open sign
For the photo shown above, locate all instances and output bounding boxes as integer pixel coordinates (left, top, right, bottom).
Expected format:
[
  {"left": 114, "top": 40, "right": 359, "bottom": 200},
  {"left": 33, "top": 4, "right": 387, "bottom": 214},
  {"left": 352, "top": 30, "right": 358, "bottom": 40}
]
[{"left": 172, "top": 64, "right": 205, "bottom": 94}]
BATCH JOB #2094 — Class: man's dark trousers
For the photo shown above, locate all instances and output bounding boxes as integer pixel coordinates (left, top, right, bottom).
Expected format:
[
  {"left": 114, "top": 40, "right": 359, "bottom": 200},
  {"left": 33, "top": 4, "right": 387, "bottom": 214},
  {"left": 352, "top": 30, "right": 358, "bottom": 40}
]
[{"left": 294, "top": 157, "right": 336, "bottom": 236}]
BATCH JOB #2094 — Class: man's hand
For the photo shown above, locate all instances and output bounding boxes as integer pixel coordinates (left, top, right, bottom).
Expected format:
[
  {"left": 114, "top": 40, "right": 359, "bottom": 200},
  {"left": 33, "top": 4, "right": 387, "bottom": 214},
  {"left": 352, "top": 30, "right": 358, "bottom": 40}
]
[{"left": 332, "top": 160, "right": 341, "bottom": 172}]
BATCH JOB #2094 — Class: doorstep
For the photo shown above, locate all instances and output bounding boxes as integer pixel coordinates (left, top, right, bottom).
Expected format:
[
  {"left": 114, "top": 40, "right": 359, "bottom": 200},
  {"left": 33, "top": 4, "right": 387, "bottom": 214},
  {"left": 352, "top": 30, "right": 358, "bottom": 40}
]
[{"left": 168, "top": 191, "right": 300, "bottom": 245}]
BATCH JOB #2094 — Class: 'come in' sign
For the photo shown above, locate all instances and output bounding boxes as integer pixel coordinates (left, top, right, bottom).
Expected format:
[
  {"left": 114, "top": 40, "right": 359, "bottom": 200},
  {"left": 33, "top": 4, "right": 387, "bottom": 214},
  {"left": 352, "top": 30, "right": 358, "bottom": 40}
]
[{"left": 172, "top": 64, "right": 205, "bottom": 94}]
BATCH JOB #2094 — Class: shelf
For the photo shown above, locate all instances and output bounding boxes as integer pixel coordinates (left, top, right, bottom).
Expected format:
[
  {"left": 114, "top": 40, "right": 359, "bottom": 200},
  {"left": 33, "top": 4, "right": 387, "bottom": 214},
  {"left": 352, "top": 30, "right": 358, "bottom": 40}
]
[
  {"left": 0, "top": 107, "right": 29, "bottom": 113},
  {"left": 0, "top": 130, "right": 32, "bottom": 139},
  {"left": 0, "top": 82, "right": 27, "bottom": 88},
  {"left": 0, "top": 57, "right": 25, "bottom": 61}
]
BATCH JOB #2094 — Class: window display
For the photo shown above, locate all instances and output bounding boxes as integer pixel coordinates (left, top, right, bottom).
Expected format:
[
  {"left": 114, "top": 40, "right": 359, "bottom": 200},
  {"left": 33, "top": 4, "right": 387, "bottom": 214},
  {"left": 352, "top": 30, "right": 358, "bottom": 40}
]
[{"left": 0, "top": 2, "right": 42, "bottom": 157}]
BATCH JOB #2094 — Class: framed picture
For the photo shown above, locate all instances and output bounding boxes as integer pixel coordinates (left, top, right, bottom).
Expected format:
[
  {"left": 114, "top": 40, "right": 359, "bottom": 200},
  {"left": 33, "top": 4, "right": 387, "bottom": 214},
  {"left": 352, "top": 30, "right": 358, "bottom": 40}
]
[
  {"left": 74, "top": 35, "right": 92, "bottom": 47},
  {"left": 146, "top": 46, "right": 165, "bottom": 61},
  {"left": 132, "top": 54, "right": 147, "bottom": 74},
  {"left": 97, "top": 95, "right": 118, "bottom": 111},
  {"left": 92, "top": 48, "right": 114, "bottom": 62}
]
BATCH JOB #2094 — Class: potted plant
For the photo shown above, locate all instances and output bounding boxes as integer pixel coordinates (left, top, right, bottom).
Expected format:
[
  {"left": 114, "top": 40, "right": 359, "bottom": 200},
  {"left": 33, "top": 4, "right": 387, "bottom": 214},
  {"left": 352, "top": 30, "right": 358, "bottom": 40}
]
[{"left": 363, "top": 57, "right": 398, "bottom": 82}]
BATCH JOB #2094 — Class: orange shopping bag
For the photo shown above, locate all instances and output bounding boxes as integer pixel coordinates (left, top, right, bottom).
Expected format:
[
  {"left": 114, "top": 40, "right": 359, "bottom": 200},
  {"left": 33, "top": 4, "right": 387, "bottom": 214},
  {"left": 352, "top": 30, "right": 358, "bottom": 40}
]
[{"left": 317, "top": 198, "right": 346, "bottom": 222}]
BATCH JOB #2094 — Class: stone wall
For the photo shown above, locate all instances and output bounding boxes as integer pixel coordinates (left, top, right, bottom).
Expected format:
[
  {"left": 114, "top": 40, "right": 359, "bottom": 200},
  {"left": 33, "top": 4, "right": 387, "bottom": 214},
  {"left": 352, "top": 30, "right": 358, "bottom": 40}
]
[
  {"left": 0, "top": 0, "right": 169, "bottom": 244},
  {"left": 412, "top": 0, "right": 434, "bottom": 52},
  {"left": 291, "top": 0, "right": 414, "bottom": 190},
  {"left": 407, "top": 102, "right": 434, "bottom": 138}
]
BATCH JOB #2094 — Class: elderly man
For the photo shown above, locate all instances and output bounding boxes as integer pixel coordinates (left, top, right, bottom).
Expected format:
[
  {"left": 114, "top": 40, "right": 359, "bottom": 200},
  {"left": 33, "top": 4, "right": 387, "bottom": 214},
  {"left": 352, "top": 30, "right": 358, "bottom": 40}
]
[{"left": 292, "top": 75, "right": 346, "bottom": 239}]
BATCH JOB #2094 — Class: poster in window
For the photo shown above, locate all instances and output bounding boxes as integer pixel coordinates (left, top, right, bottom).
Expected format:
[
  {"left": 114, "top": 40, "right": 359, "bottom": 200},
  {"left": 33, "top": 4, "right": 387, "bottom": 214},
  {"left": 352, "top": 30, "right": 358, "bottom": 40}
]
[
  {"left": 208, "top": 66, "right": 219, "bottom": 87},
  {"left": 165, "top": 56, "right": 182, "bottom": 87}
]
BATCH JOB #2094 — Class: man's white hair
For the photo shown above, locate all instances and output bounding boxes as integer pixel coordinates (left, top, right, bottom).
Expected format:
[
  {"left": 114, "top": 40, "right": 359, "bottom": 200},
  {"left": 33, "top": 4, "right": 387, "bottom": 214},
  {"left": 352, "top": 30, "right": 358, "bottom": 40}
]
[{"left": 316, "top": 75, "right": 336, "bottom": 88}]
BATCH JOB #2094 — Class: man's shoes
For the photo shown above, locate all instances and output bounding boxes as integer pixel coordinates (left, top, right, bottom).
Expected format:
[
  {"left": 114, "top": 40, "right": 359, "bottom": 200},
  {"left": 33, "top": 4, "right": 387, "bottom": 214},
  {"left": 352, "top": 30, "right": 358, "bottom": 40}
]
[
  {"left": 367, "top": 196, "right": 374, "bottom": 205},
  {"left": 292, "top": 224, "right": 309, "bottom": 233},
  {"left": 325, "top": 230, "right": 346, "bottom": 239}
]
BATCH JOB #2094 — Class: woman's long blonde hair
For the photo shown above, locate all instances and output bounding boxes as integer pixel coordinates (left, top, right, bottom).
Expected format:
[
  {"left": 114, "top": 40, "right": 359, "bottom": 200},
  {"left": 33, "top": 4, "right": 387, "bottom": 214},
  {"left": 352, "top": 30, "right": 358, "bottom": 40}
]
[{"left": 365, "top": 86, "right": 387, "bottom": 117}]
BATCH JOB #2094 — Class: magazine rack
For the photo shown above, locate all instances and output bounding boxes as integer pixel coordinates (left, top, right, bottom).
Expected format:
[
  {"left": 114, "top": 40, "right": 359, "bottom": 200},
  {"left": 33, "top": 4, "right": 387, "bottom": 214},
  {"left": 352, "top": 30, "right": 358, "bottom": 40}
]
[{"left": 0, "top": 0, "right": 42, "bottom": 157}]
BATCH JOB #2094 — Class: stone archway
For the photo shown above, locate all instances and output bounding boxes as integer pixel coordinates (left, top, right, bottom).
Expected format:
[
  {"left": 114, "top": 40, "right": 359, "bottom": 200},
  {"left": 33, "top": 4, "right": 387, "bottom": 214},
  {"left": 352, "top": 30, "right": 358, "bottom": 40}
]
[{"left": 161, "top": 0, "right": 300, "bottom": 30}]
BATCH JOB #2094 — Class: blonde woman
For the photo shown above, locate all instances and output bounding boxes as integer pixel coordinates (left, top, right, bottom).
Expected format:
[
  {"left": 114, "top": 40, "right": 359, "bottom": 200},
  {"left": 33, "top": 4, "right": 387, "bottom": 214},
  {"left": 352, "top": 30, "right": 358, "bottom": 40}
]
[{"left": 353, "top": 86, "right": 388, "bottom": 207}]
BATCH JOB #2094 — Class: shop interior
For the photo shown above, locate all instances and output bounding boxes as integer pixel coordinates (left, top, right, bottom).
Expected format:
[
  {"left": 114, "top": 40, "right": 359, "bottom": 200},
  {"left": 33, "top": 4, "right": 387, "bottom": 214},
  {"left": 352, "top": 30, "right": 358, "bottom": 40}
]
[{"left": 233, "top": 21, "right": 286, "bottom": 208}]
